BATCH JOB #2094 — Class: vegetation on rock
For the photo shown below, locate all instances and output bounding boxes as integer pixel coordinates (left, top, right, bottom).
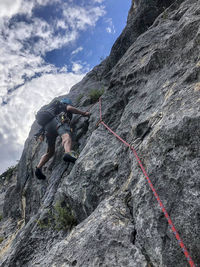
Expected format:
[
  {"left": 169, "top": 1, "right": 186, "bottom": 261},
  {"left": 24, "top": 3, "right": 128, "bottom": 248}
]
[
  {"left": 0, "top": 165, "right": 17, "bottom": 181},
  {"left": 89, "top": 88, "right": 104, "bottom": 103}
]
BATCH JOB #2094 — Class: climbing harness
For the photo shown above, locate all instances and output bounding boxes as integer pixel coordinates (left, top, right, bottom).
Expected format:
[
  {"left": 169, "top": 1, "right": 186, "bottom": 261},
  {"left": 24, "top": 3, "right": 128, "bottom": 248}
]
[
  {"left": 97, "top": 97, "right": 196, "bottom": 267},
  {"left": 59, "top": 112, "right": 71, "bottom": 125}
]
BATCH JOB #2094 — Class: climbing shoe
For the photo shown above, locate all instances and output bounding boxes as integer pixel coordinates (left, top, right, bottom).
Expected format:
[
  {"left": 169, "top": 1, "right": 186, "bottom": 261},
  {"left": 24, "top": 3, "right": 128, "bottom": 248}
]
[
  {"left": 35, "top": 167, "right": 46, "bottom": 180},
  {"left": 63, "top": 151, "right": 78, "bottom": 163}
]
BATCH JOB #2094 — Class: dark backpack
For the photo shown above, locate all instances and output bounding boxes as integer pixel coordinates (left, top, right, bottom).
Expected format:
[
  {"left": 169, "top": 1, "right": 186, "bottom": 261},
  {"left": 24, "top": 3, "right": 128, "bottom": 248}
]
[{"left": 36, "top": 100, "right": 66, "bottom": 127}]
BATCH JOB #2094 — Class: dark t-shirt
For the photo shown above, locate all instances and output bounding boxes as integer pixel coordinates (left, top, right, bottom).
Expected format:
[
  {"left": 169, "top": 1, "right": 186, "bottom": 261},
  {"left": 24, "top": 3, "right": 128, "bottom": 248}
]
[{"left": 47, "top": 101, "right": 73, "bottom": 120}]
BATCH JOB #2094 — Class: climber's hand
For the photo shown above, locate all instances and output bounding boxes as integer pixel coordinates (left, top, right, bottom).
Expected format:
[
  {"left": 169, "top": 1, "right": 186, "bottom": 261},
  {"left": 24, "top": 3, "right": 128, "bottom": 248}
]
[{"left": 83, "top": 112, "right": 90, "bottom": 118}]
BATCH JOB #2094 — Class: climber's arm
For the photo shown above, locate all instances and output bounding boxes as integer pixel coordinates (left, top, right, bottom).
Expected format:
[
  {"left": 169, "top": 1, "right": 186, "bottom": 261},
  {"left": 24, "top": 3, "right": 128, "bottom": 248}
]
[{"left": 66, "top": 105, "right": 90, "bottom": 117}]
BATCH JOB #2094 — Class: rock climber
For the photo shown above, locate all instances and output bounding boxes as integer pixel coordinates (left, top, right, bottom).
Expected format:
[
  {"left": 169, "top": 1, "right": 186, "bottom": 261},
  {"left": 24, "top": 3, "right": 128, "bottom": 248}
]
[{"left": 34, "top": 98, "right": 90, "bottom": 180}]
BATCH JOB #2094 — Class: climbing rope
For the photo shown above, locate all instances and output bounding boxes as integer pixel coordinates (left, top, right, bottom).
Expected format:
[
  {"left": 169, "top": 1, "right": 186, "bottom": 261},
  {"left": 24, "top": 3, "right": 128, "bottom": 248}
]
[{"left": 98, "top": 97, "right": 196, "bottom": 267}]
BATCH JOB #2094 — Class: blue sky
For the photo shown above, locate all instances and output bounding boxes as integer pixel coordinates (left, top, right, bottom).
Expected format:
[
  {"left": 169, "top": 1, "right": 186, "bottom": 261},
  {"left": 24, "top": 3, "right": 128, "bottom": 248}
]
[
  {"left": 43, "top": 0, "right": 131, "bottom": 69},
  {"left": 0, "top": 0, "right": 131, "bottom": 174}
]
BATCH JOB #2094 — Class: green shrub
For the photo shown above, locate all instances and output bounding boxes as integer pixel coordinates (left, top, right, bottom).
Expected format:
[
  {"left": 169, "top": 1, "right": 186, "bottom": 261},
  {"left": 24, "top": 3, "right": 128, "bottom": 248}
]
[
  {"left": 89, "top": 88, "right": 104, "bottom": 103},
  {"left": 0, "top": 214, "right": 3, "bottom": 221},
  {"left": 0, "top": 237, "right": 4, "bottom": 244},
  {"left": 54, "top": 202, "right": 77, "bottom": 231},
  {"left": 36, "top": 209, "right": 54, "bottom": 229},
  {"left": 36, "top": 218, "right": 52, "bottom": 229},
  {"left": 76, "top": 93, "right": 84, "bottom": 105},
  {"left": 162, "top": 8, "right": 168, "bottom": 20},
  {"left": 0, "top": 165, "right": 17, "bottom": 181},
  {"left": 36, "top": 203, "right": 77, "bottom": 232}
]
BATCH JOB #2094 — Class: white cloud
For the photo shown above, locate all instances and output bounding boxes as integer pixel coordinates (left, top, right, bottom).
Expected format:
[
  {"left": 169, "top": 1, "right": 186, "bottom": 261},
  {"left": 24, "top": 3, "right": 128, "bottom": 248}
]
[
  {"left": 0, "top": 0, "right": 107, "bottom": 174},
  {"left": 33, "top": 31, "right": 78, "bottom": 56},
  {"left": 0, "top": 0, "right": 60, "bottom": 19},
  {"left": 59, "top": 65, "right": 68, "bottom": 72},
  {"left": 0, "top": 3, "right": 105, "bottom": 100},
  {"left": 1, "top": 17, "right": 76, "bottom": 57},
  {"left": 72, "top": 61, "right": 90, "bottom": 74},
  {"left": 36, "top": 0, "right": 60, "bottom": 6},
  {"left": 63, "top": 4, "right": 106, "bottom": 30},
  {"left": 0, "top": 0, "right": 37, "bottom": 19},
  {"left": 105, "top": 18, "right": 116, "bottom": 34},
  {"left": 106, "top": 27, "right": 112, "bottom": 34},
  {"left": 72, "top": 46, "right": 83, "bottom": 55},
  {"left": 93, "top": 0, "right": 105, "bottom": 3},
  {"left": 72, "top": 62, "right": 83, "bottom": 73},
  {"left": 0, "top": 71, "right": 85, "bottom": 173},
  {"left": 56, "top": 19, "right": 68, "bottom": 29},
  {"left": 0, "top": 0, "right": 24, "bottom": 18}
]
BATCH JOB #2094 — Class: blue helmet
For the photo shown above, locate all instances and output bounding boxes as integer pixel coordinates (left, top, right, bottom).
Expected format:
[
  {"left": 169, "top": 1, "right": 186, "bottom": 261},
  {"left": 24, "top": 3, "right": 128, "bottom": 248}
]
[{"left": 60, "top": 98, "right": 72, "bottom": 105}]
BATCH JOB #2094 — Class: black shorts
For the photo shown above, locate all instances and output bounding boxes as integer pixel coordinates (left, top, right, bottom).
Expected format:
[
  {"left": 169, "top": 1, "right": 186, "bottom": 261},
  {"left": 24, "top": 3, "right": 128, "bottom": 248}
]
[{"left": 44, "top": 116, "right": 71, "bottom": 147}]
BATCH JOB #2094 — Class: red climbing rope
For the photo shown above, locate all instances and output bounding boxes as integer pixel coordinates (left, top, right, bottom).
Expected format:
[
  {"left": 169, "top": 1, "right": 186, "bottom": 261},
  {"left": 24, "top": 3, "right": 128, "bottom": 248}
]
[{"left": 98, "top": 97, "right": 196, "bottom": 267}]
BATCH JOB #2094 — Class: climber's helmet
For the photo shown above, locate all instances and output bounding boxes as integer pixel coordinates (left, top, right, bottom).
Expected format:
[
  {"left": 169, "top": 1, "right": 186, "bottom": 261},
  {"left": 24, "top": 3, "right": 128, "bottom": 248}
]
[{"left": 60, "top": 98, "right": 73, "bottom": 106}]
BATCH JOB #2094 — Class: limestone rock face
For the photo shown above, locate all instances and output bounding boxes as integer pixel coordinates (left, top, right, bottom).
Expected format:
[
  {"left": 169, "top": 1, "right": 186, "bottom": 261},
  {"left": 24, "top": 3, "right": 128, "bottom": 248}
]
[
  {"left": 102, "top": 0, "right": 176, "bottom": 76},
  {"left": 1, "top": 0, "right": 200, "bottom": 266}
]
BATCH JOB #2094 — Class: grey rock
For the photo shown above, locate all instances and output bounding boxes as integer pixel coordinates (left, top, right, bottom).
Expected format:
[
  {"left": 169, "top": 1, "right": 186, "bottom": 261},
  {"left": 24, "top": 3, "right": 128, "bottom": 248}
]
[
  {"left": 1, "top": 0, "right": 200, "bottom": 266},
  {"left": 101, "top": 0, "right": 179, "bottom": 77},
  {"left": 34, "top": 196, "right": 147, "bottom": 267}
]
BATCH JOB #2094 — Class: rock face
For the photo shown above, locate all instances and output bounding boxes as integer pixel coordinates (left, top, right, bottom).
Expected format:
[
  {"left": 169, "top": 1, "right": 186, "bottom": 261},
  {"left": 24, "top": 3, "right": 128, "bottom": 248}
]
[{"left": 0, "top": 0, "right": 200, "bottom": 266}]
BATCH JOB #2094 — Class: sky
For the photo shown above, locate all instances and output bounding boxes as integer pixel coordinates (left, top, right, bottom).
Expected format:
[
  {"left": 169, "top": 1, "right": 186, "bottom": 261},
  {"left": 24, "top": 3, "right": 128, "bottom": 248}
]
[{"left": 0, "top": 0, "right": 131, "bottom": 174}]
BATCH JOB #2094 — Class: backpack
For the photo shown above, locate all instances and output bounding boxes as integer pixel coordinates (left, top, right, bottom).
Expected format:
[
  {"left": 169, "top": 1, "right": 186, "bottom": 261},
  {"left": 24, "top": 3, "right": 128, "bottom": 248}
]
[{"left": 36, "top": 100, "right": 67, "bottom": 127}]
